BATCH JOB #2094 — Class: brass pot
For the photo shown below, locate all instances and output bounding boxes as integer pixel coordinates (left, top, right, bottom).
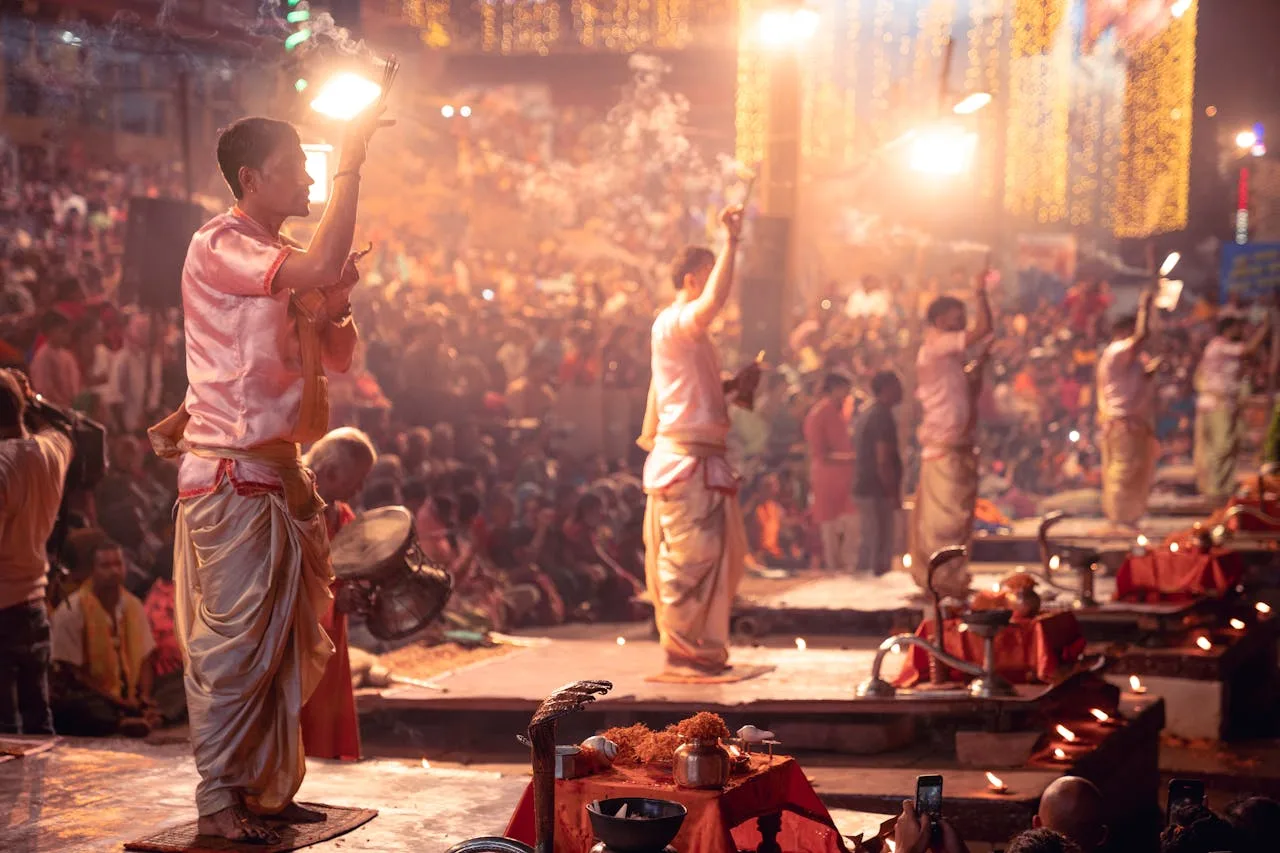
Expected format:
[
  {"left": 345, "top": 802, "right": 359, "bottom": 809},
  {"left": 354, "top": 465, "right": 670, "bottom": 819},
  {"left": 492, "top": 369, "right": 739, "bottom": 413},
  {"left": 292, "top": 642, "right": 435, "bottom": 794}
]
[{"left": 672, "top": 738, "right": 731, "bottom": 790}]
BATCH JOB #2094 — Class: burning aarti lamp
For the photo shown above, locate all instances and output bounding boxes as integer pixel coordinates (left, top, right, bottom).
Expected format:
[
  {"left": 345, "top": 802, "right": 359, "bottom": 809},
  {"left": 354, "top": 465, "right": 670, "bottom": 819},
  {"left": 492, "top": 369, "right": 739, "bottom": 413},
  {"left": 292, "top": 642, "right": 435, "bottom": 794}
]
[
  {"left": 310, "top": 56, "right": 399, "bottom": 121},
  {"left": 985, "top": 771, "right": 1009, "bottom": 794},
  {"left": 1129, "top": 675, "right": 1148, "bottom": 695}
]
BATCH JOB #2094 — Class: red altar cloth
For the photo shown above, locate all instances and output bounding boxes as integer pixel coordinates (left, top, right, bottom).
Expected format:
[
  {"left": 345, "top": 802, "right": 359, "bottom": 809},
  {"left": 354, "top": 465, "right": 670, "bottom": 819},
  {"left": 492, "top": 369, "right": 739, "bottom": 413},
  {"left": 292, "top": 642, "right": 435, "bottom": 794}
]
[
  {"left": 503, "top": 756, "right": 848, "bottom": 853},
  {"left": 894, "top": 611, "right": 1086, "bottom": 688},
  {"left": 1114, "top": 548, "right": 1244, "bottom": 603}
]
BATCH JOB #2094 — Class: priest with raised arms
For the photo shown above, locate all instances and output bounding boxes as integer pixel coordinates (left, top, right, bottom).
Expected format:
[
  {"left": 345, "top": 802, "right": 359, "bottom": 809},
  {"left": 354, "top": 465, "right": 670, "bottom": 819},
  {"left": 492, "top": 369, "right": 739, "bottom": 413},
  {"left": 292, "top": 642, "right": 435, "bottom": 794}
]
[{"left": 148, "top": 106, "right": 388, "bottom": 844}]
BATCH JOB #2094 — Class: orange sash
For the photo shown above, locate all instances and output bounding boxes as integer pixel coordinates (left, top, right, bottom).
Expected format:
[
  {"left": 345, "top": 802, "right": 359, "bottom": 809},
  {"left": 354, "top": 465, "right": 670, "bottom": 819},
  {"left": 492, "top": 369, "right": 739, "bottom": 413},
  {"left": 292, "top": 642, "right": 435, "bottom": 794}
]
[{"left": 79, "top": 583, "right": 149, "bottom": 702}]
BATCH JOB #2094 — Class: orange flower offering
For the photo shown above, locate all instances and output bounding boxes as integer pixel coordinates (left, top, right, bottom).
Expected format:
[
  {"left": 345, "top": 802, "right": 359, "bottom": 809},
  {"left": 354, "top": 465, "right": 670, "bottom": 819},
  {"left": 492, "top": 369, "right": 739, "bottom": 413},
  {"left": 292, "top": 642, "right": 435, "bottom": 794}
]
[{"left": 599, "top": 713, "right": 732, "bottom": 766}]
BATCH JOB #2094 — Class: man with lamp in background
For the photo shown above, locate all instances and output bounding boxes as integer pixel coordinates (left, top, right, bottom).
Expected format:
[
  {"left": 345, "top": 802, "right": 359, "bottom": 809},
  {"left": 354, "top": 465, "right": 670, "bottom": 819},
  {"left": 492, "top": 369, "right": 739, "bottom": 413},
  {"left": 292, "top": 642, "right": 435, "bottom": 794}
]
[
  {"left": 148, "top": 93, "right": 390, "bottom": 842},
  {"left": 638, "top": 205, "right": 760, "bottom": 678}
]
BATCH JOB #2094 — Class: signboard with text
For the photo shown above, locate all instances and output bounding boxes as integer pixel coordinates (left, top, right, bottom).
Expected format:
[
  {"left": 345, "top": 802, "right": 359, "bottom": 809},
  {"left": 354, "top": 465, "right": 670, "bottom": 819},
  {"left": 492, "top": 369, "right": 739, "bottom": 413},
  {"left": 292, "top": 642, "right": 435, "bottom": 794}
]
[{"left": 1220, "top": 242, "right": 1280, "bottom": 302}]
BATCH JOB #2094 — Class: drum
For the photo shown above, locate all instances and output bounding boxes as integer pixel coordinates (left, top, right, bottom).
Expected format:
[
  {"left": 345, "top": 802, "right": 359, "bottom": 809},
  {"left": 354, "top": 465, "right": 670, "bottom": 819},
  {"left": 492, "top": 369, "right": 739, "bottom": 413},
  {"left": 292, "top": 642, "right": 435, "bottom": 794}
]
[{"left": 330, "top": 506, "right": 453, "bottom": 640}]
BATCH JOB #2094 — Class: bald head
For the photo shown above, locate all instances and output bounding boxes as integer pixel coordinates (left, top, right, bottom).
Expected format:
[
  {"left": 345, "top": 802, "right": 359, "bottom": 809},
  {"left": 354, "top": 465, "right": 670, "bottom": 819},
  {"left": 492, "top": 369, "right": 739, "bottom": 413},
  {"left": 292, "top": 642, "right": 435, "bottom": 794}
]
[{"left": 1034, "top": 777, "right": 1106, "bottom": 853}]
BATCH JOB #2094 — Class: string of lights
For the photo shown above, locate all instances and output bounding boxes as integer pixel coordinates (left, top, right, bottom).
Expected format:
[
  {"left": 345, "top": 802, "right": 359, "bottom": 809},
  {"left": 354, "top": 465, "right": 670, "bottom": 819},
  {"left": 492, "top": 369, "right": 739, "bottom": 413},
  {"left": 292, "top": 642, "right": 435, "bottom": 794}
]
[{"left": 1114, "top": 0, "right": 1196, "bottom": 238}]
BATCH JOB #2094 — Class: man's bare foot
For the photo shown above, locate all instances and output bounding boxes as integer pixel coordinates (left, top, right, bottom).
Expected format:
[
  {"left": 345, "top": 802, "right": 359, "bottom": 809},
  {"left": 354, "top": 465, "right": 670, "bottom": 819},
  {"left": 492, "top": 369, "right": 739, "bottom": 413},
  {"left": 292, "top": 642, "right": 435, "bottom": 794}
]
[
  {"left": 267, "top": 802, "right": 327, "bottom": 823},
  {"left": 197, "top": 805, "right": 281, "bottom": 844}
]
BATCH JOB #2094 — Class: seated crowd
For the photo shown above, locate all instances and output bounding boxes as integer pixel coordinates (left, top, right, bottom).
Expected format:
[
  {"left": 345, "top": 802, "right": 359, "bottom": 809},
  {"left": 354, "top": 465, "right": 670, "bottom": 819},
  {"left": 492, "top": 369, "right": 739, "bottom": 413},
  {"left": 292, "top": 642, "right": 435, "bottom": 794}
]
[{"left": 892, "top": 776, "right": 1280, "bottom": 853}]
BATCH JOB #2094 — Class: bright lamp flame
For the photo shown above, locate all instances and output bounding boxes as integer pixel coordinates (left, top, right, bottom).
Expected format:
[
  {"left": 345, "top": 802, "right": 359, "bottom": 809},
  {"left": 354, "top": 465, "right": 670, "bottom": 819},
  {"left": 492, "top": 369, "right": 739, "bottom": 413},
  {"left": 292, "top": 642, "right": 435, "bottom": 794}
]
[
  {"left": 908, "top": 125, "right": 978, "bottom": 176},
  {"left": 902, "top": 554, "right": 913, "bottom": 569},
  {"left": 1257, "top": 602, "right": 1272, "bottom": 615},
  {"left": 1090, "top": 709, "right": 1110, "bottom": 723},
  {"left": 985, "top": 771, "right": 1005, "bottom": 789},
  {"left": 953, "top": 92, "right": 992, "bottom": 115},
  {"left": 1049, "top": 555, "right": 1061, "bottom": 571},
  {"left": 1160, "top": 252, "right": 1181, "bottom": 276},
  {"left": 1170, "top": 542, "right": 1180, "bottom": 553},
  {"left": 1170, "top": 0, "right": 1192, "bottom": 18},
  {"left": 1136, "top": 535, "right": 1149, "bottom": 547},
  {"left": 756, "top": 8, "right": 821, "bottom": 49},
  {"left": 1237, "top": 130, "right": 1259, "bottom": 150},
  {"left": 795, "top": 637, "right": 808, "bottom": 651},
  {"left": 1196, "top": 636, "right": 1212, "bottom": 651},
  {"left": 1230, "top": 618, "right": 1246, "bottom": 630},
  {"left": 1053, "top": 747, "right": 1067, "bottom": 760},
  {"left": 310, "top": 72, "right": 382, "bottom": 121},
  {"left": 421, "top": 757, "right": 431, "bottom": 769},
  {"left": 616, "top": 636, "right": 626, "bottom": 646},
  {"left": 1130, "top": 675, "right": 1145, "bottom": 692},
  {"left": 1055, "top": 725, "right": 1076, "bottom": 742}
]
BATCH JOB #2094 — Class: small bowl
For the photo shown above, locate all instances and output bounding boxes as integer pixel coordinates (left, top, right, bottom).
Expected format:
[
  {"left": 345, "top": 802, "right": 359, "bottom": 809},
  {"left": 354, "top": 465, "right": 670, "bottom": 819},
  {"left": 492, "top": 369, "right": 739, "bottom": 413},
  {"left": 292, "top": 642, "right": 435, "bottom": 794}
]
[{"left": 587, "top": 798, "right": 688, "bottom": 853}]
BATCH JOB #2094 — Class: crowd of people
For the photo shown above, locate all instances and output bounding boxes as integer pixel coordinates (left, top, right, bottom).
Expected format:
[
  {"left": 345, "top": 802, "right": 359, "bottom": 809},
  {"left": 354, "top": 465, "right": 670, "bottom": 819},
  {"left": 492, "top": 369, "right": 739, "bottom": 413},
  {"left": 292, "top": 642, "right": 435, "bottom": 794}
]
[
  {"left": 889, "top": 776, "right": 1280, "bottom": 853},
  {"left": 0, "top": 85, "right": 1272, "bottom": 734}
]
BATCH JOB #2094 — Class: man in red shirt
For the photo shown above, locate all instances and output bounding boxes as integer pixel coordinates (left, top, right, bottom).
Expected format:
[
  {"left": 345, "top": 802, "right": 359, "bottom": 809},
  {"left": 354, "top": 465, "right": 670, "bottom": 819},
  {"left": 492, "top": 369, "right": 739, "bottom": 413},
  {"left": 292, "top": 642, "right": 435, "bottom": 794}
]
[{"left": 803, "top": 372, "right": 857, "bottom": 571}]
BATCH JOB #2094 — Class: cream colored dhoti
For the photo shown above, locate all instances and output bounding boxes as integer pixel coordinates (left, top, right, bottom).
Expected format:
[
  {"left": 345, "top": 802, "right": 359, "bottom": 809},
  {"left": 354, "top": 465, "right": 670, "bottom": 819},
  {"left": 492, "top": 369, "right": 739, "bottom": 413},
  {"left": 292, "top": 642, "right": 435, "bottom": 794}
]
[
  {"left": 643, "top": 472, "right": 747, "bottom": 672},
  {"left": 1194, "top": 405, "right": 1239, "bottom": 500},
  {"left": 911, "top": 447, "right": 978, "bottom": 599},
  {"left": 175, "top": 483, "right": 334, "bottom": 816},
  {"left": 1100, "top": 417, "right": 1157, "bottom": 526}
]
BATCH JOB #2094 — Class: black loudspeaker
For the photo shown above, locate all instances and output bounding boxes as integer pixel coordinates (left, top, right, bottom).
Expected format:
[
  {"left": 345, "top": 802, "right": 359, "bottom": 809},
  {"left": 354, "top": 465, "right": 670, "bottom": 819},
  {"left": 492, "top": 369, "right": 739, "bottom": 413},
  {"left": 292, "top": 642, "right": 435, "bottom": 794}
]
[
  {"left": 739, "top": 214, "right": 790, "bottom": 361},
  {"left": 121, "top": 197, "right": 207, "bottom": 309}
]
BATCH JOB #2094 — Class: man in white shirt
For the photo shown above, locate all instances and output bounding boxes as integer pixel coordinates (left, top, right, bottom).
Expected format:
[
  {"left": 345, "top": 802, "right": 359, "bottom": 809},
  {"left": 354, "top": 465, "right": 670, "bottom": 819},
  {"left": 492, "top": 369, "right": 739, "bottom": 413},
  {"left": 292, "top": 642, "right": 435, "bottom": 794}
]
[
  {"left": 1195, "top": 314, "right": 1270, "bottom": 500},
  {"left": 637, "top": 205, "right": 758, "bottom": 677},
  {"left": 1096, "top": 291, "right": 1157, "bottom": 528},
  {"left": 910, "top": 271, "right": 992, "bottom": 598},
  {"left": 0, "top": 369, "right": 74, "bottom": 735}
]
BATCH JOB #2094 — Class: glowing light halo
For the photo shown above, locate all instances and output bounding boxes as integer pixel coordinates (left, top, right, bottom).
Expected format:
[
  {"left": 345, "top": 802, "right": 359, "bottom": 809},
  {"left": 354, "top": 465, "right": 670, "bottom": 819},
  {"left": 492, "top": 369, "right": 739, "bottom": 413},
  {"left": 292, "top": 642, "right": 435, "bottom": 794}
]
[{"left": 310, "top": 72, "right": 383, "bottom": 121}]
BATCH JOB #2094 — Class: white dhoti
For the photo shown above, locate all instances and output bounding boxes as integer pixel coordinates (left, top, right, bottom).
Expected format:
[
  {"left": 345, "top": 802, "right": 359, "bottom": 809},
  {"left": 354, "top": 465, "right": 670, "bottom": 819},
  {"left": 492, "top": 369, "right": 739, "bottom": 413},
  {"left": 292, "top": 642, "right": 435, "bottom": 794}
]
[
  {"left": 910, "top": 447, "right": 978, "bottom": 598},
  {"left": 174, "top": 483, "right": 334, "bottom": 817},
  {"left": 643, "top": 473, "right": 747, "bottom": 672},
  {"left": 1100, "top": 417, "right": 1157, "bottom": 526}
]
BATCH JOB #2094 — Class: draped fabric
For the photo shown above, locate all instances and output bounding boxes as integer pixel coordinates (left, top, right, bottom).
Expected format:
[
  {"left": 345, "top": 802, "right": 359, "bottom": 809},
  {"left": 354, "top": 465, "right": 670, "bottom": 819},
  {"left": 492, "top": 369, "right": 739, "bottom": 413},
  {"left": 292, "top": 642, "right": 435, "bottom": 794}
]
[
  {"left": 1100, "top": 417, "right": 1157, "bottom": 525},
  {"left": 301, "top": 502, "right": 361, "bottom": 762},
  {"left": 643, "top": 469, "right": 747, "bottom": 672},
  {"left": 174, "top": 483, "right": 334, "bottom": 817},
  {"left": 79, "top": 583, "right": 150, "bottom": 701},
  {"left": 910, "top": 447, "right": 978, "bottom": 598},
  {"left": 1194, "top": 405, "right": 1239, "bottom": 500}
]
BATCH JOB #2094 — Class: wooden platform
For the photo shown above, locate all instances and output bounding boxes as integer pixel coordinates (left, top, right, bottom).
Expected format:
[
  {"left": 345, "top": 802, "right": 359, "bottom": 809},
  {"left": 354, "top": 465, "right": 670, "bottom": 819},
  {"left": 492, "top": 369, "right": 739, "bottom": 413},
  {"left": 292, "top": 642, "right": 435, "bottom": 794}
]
[
  {"left": 0, "top": 738, "right": 529, "bottom": 853},
  {"left": 970, "top": 515, "right": 1187, "bottom": 563},
  {"left": 731, "top": 567, "right": 1122, "bottom": 640}
]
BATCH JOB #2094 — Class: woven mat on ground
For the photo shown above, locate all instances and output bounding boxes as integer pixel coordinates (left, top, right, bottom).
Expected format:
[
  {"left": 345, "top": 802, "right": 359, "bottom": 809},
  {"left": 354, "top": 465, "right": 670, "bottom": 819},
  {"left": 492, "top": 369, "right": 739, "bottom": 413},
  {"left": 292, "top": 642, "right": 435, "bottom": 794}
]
[
  {"left": 0, "top": 735, "right": 58, "bottom": 762},
  {"left": 645, "top": 663, "right": 775, "bottom": 684},
  {"left": 123, "top": 804, "right": 376, "bottom": 853}
]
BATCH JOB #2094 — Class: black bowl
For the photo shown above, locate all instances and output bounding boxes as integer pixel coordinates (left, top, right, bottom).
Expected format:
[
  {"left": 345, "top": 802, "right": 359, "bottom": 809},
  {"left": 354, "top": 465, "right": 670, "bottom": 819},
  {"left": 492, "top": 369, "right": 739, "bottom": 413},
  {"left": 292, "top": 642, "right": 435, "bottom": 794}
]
[{"left": 586, "top": 798, "right": 687, "bottom": 853}]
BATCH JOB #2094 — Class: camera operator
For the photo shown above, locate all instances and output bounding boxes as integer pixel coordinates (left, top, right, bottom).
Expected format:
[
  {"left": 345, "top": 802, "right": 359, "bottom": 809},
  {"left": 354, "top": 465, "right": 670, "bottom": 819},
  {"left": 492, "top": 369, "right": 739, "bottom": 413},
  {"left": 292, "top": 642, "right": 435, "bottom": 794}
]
[{"left": 0, "top": 368, "right": 75, "bottom": 735}]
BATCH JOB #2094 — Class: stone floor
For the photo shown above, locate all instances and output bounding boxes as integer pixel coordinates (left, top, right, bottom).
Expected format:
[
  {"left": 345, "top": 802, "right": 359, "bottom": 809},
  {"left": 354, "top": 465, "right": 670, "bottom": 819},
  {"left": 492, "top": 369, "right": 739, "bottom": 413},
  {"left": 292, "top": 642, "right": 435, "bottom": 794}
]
[{"left": 0, "top": 738, "right": 528, "bottom": 852}]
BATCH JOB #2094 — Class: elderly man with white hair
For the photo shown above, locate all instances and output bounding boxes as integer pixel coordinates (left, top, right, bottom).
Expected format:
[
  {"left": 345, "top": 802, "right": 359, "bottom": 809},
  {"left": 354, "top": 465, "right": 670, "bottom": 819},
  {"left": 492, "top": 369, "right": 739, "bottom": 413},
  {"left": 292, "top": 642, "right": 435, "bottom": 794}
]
[{"left": 299, "top": 427, "right": 377, "bottom": 762}]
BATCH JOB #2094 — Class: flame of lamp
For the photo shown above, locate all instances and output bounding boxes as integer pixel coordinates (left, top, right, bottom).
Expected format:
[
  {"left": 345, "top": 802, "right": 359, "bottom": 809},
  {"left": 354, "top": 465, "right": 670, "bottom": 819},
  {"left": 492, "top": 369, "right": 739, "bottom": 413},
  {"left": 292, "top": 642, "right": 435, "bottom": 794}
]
[
  {"left": 1055, "top": 725, "right": 1076, "bottom": 742},
  {"left": 985, "top": 771, "right": 1008, "bottom": 793},
  {"left": 1257, "top": 602, "right": 1273, "bottom": 615},
  {"left": 795, "top": 638, "right": 807, "bottom": 651},
  {"left": 1196, "top": 636, "right": 1212, "bottom": 651},
  {"left": 1053, "top": 748, "right": 1067, "bottom": 760},
  {"left": 310, "top": 72, "right": 383, "bottom": 121},
  {"left": 1090, "top": 709, "right": 1110, "bottom": 723},
  {"left": 1129, "top": 675, "right": 1147, "bottom": 694},
  {"left": 1230, "top": 619, "right": 1246, "bottom": 630}
]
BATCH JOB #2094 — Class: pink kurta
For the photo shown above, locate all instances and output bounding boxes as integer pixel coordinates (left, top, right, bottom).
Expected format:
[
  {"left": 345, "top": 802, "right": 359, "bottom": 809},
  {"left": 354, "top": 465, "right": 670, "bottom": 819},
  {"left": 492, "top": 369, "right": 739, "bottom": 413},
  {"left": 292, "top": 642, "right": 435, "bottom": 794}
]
[
  {"left": 28, "top": 344, "right": 81, "bottom": 408},
  {"left": 177, "top": 208, "right": 302, "bottom": 497},
  {"left": 915, "top": 328, "right": 970, "bottom": 458},
  {"left": 803, "top": 397, "right": 853, "bottom": 523},
  {"left": 642, "top": 302, "right": 737, "bottom": 495}
]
